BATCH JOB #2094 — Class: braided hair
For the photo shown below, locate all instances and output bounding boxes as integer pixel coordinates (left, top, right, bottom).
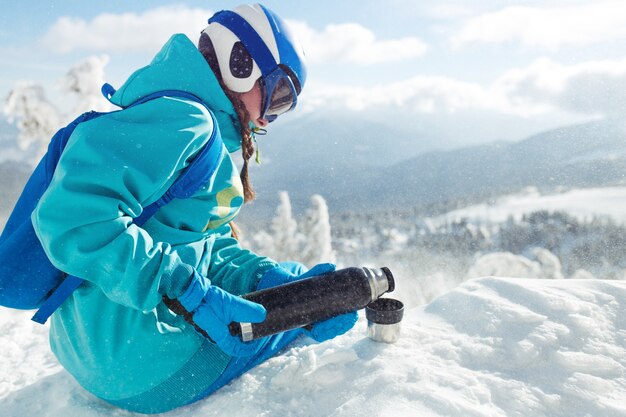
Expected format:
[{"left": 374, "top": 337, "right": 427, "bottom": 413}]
[{"left": 198, "top": 32, "right": 256, "bottom": 203}]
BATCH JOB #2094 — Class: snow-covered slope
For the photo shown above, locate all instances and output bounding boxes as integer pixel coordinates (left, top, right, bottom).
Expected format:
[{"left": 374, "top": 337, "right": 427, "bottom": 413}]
[
  {"left": 429, "top": 186, "right": 626, "bottom": 226},
  {"left": 2, "top": 277, "right": 625, "bottom": 417}
]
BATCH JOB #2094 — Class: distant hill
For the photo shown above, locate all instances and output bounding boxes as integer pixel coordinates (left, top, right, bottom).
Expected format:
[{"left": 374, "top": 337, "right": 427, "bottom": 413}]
[
  {"left": 0, "top": 116, "right": 18, "bottom": 146},
  {"left": 2, "top": 114, "right": 625, "bottom": 227},
  {"left": 244, "top": 118, "right": 626, "bottom": 221},
  {"left": 375, "top": 119, "right": 626, "bottom": 207},
  {"left": 0, "top": 117, "right": 28, "bottom": 227},
  {"left": 0, "top": 160, "right": 31, "bottom": 228}
]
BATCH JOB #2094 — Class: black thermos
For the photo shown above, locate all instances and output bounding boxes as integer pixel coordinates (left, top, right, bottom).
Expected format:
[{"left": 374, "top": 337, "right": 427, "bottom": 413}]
[{"left": 228, "top": 266, "right": 395, "bottom": 341}]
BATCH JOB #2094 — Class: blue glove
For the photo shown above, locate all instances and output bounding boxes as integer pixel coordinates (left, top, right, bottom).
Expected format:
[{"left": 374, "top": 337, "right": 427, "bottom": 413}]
[
  {"left": 258, "top": 263, "right": 358, "bottom": 342},
  {"left": 307, "top": 311, "right": 358, "bottom": 343},
  {"left": 178, "top": 270, "right": 267, "bottom": 357},
  {"left": 256, "top": 262, "right": 335, "bottom": 290}
]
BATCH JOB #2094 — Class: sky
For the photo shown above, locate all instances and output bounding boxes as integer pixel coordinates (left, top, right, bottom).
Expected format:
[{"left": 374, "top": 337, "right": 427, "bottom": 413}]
[{"left": 2, "top": 0, "right": 626, "bottom": 147}]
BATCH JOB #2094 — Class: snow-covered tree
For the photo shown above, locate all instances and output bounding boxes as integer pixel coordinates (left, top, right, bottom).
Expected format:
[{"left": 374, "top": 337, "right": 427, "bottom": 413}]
[
  {"left": 3, "top": 55, "right": 111, "bottom": 162},
  {"left": 379, "top": 227, "right": 409, "bottom": 254},
  {"left": 62, "top": 55, "right": 112, "bottom": 114},
  {"left": 4, "top": 82, "right": 61, "bottom": 159},
  {"left": 252, "top": 229, "right": 275, "bottom": 259},
  {"left": 267, "top": 191, "right": 302, "bottom": 262},
  {"left": 251, "top": 192, "right": 336, "bottom": 266},
  {"left": 300, "top": 194, "right": 335, "bottom": 266}
]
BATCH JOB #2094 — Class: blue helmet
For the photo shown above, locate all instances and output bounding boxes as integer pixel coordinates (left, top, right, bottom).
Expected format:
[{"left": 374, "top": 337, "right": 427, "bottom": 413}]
[{"left": 203, "top": 3, "right": 307, "bottom": 121}]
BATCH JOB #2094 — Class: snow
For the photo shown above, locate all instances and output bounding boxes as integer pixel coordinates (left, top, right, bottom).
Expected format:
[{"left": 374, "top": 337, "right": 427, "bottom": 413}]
[
  {"left": 429, "top": 186, "right": 626, "bottom": 226},
  {"left": 467, "top": 249, "right": 565, "bottom": 280},
  {"left": 2, "top": 277, "right": 626, "bottom": 417}
]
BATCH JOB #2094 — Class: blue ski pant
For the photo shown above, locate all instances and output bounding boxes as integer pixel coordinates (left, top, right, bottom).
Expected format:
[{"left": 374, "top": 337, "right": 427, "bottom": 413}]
[{"left": 186, "top": 261, "right": 307, "bottom": 404}]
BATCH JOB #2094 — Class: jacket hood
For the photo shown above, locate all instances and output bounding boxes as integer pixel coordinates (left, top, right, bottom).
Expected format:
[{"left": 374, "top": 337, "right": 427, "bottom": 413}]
[{"left": 110, "top": 34, "right": 243, "bottom": 153}]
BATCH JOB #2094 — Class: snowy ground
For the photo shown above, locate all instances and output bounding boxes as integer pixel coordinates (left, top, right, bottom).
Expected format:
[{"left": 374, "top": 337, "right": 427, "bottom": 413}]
[
  {"left": 2, "top": 277, "right": 626, "bottom": 417},
  {"left": 427, "top": 186, "right": 626, "bottom": 226}
]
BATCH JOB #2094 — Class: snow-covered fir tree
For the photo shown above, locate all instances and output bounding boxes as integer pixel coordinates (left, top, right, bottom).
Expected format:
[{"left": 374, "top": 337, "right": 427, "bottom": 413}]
[
  {"left": 4, "top": 82, "right": 60, "bottom": 158},
  {"left": 252, "top": 192, "right": 336, "bottom": 266},
  {"left": 62, "top": 55, "right": 112, "bottom": 114},
  {"left": 263, "top": 191, "right": 302, "bottom": 262},
  {"left": 4, "top": 55, "right": 110, "bottom": 161},
  {"left": 300, "top": 194, "right": 335, "bottom": 267}
]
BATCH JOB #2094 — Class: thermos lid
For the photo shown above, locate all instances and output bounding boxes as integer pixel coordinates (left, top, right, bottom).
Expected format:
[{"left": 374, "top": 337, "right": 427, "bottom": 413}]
[
  {"left": 381, "top": 267, "right": 395, "bottom": 293},
  {"left": 365, "top": 297, "right": 404, "bottom": 325}
]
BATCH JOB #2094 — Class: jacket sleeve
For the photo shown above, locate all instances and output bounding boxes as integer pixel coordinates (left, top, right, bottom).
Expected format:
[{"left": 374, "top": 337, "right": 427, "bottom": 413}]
[
  {"left": 204, "top": 225, "right": 279, "bottom": 296},
  {"left": 32, "top": 98, "right": 214, "bottom": 311}
]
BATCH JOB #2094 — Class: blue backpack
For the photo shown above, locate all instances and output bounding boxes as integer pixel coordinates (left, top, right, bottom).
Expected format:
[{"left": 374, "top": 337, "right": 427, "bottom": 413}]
[{"left": 0, "top": 84, "right": 224, "bottom": 324}]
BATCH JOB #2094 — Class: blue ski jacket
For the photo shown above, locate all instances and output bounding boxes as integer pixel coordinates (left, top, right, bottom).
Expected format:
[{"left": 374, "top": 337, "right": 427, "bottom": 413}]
[{"left": 31, "top": 34, "right": 279, "bottom": 412}]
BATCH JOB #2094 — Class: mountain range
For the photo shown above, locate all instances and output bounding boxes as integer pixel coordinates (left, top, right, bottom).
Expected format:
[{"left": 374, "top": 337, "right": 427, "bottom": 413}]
[
  {"left": 245, "top": 116, "right": 626, "bottom": 220},
  {"left": 1, "top": 115, "right": 625, "bottom": 226}
]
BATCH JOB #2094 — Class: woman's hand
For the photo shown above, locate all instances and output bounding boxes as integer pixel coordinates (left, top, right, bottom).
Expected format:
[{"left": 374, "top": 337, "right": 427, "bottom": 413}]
[{"left": 178, "top": 271, "right": 268, "bottom": 357}]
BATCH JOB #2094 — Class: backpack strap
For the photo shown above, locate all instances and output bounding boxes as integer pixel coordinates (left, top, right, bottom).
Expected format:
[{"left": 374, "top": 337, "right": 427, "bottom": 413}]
[
  {"left": 134, "top": 109, "right": 223, "bottom": 226},
  {"left": 32, "top": 87, "right": 224, "bottom": 324},
  {"left": 31, "top": 275, "right": 83, "bottom": 324}
]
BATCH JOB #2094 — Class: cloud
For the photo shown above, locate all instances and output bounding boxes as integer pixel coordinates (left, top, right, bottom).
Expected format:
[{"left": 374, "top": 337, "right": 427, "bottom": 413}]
[
  {"left": 41, "top": 6, "right": 427, "bottom": 66},
  {"left": 302, "top": 76, "right": 492, "bottom": 114},
  {"left": 41, "top": 5, "right": 212, "bottom": 53},
  {"left": 451, "top": 1, "right": 626, "bottom": 49},
  {"left": 38, "top": 5, "right": 626, "bottom": 119},
  {"left": 288, "top": 20, "right": 428, "bottom": 65},
  {"left": 494, "top": 58, "right": 626, "bottom": 117},
  {"left": 302, "top": 57, "right": 626, "bottom": 118}
]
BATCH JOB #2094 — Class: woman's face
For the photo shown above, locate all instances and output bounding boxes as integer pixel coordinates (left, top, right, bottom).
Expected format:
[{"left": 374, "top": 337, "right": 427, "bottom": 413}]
[{"left": 238, "top": 80, "right": 269, "bottom": 128}]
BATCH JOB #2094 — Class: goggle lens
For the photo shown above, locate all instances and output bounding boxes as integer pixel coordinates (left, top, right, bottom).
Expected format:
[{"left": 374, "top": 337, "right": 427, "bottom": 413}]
[
  {"left": 260, "top": 67, "right": 298, "bottom": 122},
  {"left": 266, "top": 76, "right": 295, "bottom": 117}
]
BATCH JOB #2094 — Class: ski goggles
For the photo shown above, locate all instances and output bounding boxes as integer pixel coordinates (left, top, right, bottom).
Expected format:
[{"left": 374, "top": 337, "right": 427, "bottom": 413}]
[{"left": 260, "top": 66, "right": 299, "bottom": 123}]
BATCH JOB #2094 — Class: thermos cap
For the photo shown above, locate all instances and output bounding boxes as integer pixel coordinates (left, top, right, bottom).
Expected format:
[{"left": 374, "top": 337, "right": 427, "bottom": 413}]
[
  {"left": 365, "top": 297, "right": 404, "bottom": 325},
  {"left": 381, "top": 267, "right": 395, "bottom": 293}
]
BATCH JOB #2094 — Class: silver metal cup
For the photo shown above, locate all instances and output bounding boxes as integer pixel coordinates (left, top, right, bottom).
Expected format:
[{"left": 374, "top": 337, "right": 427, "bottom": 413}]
[{"left": 365, "top": 298, "right": 404, "bottom": 344}]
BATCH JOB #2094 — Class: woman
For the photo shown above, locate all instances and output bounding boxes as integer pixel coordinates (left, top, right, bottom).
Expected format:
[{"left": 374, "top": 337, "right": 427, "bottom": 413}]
[{"left": 32, "top": 4, "right": 357, "bottom": 414}]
